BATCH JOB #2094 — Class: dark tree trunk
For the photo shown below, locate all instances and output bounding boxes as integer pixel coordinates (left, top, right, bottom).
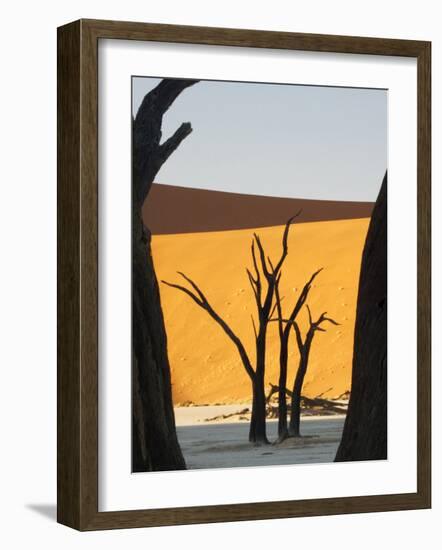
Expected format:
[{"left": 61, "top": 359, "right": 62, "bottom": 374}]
[
  {"left": 289, "top": 353, "right": 308, "bottom": 437},
  {"left": 132, "top": 210, "right": 185, "bottom": 471},
  {"left": 277, "top": 342, "right": 289, "bottom": 440},
  {"left": 132, "top": 78, "right": 198, "bottom": 472},
  {"left": 273, "top": 268, "right": 322, "bottom": 442},
  {"left": 248, "top": 331, "right": 269, "bottom": 444},
  {"left": 335, "top": 172, "right": 387, "bottom": 462},
  {"left": 288, "top": 306, "right": 336, "bottom": 438},
  {"left": 246, "top": 341, "right": 268, "bottom": 444},
  {"left": 249, "top": 376, "right": 268, "bottom": 444}
]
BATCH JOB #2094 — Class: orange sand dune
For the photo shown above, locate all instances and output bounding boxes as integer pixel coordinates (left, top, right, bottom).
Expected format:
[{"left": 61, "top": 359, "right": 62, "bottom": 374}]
[{"left": 153, "top": 218, "right": 370, "bottom": 405}]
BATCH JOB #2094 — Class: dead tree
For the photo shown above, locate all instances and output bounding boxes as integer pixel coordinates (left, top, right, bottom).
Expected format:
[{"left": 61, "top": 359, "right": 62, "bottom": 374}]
[
  {"left": 132, "top": 78, "right": 198, "bottom": 472},
  {"left": 289, "top": 306, "right": 339, "bottom": 437},
  {"left": 335, "top": 172, "right": 387, "bottom": 461},
  {"left": 163, "top": 216, "right": 298, "bottom": 445},
  {"left": 271, "top": 269, "right": 323, "bottom": 441},
  {"left": 266, "top": 383, "right": 348, "bottom": 415}
]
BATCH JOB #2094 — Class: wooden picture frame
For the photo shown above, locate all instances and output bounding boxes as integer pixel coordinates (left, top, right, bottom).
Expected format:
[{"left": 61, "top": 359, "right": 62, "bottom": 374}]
[{"left": 57, "top": 18, "right": 431, "bottom": 531}]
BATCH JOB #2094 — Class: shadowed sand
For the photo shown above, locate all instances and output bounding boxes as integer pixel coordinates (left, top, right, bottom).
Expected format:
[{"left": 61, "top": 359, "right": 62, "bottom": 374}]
[
  {"left": 154, "top": 218, "right": 369, "bottom": 404},
  {"left": 144, "top": 183, "right": 374, "bottom": 234}
]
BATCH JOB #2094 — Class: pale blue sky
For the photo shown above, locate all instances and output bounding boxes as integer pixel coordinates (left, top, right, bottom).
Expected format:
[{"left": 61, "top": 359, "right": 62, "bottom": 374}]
[{"left": 133, "top": 77, "right": 387, "bottom": 201}]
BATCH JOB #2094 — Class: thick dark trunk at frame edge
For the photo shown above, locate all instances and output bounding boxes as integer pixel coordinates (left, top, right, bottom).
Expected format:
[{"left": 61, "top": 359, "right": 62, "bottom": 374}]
[
  {"left": 131, "top": 79, "right": 197, "bottom": 472},
  {"left": 132, "top": 207, "right": 186, "bottom": 471},
  {"left": 335, "top": 172, "right": 387, "bottom": 462}
]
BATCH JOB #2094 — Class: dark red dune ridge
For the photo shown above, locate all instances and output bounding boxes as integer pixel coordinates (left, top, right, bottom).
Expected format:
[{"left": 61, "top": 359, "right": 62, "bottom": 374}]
[{"left": 143, "top": 183, "right": 374, "bottom": 235}]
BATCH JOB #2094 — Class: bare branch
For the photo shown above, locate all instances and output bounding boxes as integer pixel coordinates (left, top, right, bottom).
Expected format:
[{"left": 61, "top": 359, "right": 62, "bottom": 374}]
[
  {"left": 246, "top": 268, "right": 257, "bottom": 287},
  {"left": 177, "top": 271, "right": 207, "bottom": 304},
  {"left": 246, "top": 268, "right": 261, "bottom": 308},
  {"left": 133, "top": 78, "right": 198, "bottom": 204},
  {"left": 269, "top": 299, "right": 279, "bottom": 321},
  {"left": 254, "top": 233, "right": 271, "bottom": 280},
  {"left": 135, "top": 79, "right": 198, "bottom": 127},
  {"left": 162, "top": 280, "right": 204, "bottom": 307},
  {"left": 321, "top": 315, "right": 340, "bottom": 326},
  {"left": 272, "top": 275, "right": 285, "bottom": 340},
  {"left": 306, "top": 304, "right": 313, "bottom": 326},
  {"left": 313, "top": 311, "right": 340, "bottom": 331},
  {"left": 273, "top": 211, "right": 302, "bottom": 275},
  {"left": 267, "top": 383, "right": 348, "bottom": 414},
  {"left": 158, "top": 122, "right": 193, "bottom": 164},
  {"left": 251, "top": 315, "right": 258, "bottom": 340},
  {"left": 162, "top": 274, "right": 255, "bottom": 381},
  {"left": 249, "top": 241, "right": 262, "bottom": 306},
  {"left": 246, "top": 268, "right": 257, "bottom": 288},
  {"left": 293, "top": 321, "right": 304, "bottom": 351},
  {"left": 301, "top": 306, "right": 340, "bottom": 334},
  {"left": 251, "top": 241, "right": 260, "bottom": 282},
  {"left": 304, "top": 268, "right": 323, "bottom": 289},
  {"left": 315, "top": 311, "right": 328, "bottom": 325},
  {"left": 278, "top": 268, "right": 323, "bottom": 339},
  {"left": 289, "top": 268, "right": 324, "bottom": 319}
]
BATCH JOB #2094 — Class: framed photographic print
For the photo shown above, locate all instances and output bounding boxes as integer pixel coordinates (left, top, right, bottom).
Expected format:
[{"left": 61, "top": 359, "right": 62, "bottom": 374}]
[{"left": 57, "top": 19, "right": 431, "bottom": 530}]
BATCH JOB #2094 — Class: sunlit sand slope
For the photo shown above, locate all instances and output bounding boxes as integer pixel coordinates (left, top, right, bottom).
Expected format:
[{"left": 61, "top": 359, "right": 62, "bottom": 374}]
[{"left": 152, "top": 218, "right": 370, "bottom": 404}]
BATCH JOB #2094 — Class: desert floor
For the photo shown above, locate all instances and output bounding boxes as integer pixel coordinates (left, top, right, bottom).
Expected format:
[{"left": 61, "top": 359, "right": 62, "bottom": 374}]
[
  {"left": 154, "top": 218, "right": 369, "bottom": 405},
  {"left": 175, "top": 406, "right": 345, "bottom": 469}
]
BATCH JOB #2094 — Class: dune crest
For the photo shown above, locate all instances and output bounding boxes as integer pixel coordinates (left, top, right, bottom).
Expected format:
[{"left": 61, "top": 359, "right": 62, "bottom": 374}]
[{"left": 144, "top": 183, "right": 374, "bottom": 234}]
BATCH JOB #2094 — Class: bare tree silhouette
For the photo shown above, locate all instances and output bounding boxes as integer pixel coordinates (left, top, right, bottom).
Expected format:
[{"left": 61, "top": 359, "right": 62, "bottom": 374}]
[
  {"left": 132, "top": 78, "right": 198, "bottom": 472},
  {"left": 271, "top": 269, "right": 323, "bottom": 441},
  {"left": 289, "top": 306, "right": 339, "bottom": 437},
  {"left": 163, "top": 216, "right": 299, "bottom": 445}
]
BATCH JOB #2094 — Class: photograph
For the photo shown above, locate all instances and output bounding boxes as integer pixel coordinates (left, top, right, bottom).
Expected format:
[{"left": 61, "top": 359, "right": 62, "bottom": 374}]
[{"left": 131, "top": 76, "right": 388, "bottom": 472}]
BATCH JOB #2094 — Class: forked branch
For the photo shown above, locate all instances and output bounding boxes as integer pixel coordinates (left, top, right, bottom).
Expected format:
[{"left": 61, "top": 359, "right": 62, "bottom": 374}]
[
  {"left": 158, "top": 122, "right": 193, "bottom": 165},
  {"left": 162, "top": 273, "right": 255, "bottom": 380},
  {"left": 269, "top": 268, "right": 323, "bottom": 337},
  {"left": 293, "top": 305, "right": 340, "bottom": 351}
]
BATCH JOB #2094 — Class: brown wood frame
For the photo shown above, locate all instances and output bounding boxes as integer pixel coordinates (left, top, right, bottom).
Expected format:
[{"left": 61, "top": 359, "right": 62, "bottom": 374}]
[{"left": 57, "top": 18, "right": 431, "bottom": 531}]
